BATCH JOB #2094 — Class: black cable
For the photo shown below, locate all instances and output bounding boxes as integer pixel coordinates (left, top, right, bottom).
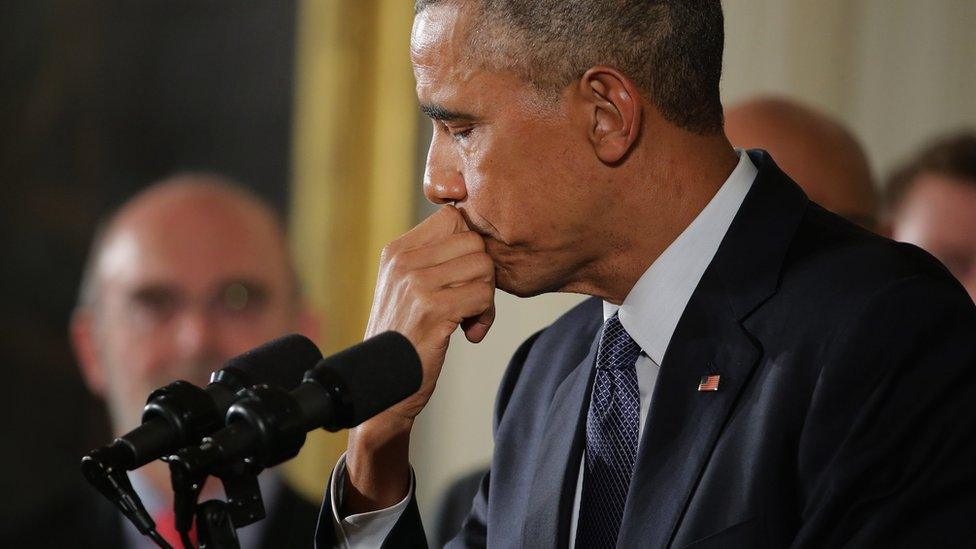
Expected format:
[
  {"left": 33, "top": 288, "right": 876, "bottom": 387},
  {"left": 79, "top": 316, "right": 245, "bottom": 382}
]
[
  {"left": 180, "top": 528, "right": 196, "bottom": 549},
  {"left": 148, "top": 529, "right": 175, "bottom": 549}
]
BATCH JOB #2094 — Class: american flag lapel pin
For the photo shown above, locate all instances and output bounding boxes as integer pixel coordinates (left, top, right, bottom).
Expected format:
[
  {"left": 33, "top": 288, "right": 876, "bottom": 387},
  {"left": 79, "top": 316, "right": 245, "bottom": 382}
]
[{"left": 698, "top": 374, "right": 721, "bottom": 392}]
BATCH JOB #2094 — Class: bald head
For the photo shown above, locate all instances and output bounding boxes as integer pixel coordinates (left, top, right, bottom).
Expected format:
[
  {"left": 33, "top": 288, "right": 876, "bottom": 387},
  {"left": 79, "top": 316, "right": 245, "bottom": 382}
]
[
  {"left": 725, "top": 97, "right": 878, "bottom": 229},
  {"left": 72, "top": 173, "right": 309, "bottom": 441},
  {"left": 80, "top": 174, "right": 296, "bottom": 308}
]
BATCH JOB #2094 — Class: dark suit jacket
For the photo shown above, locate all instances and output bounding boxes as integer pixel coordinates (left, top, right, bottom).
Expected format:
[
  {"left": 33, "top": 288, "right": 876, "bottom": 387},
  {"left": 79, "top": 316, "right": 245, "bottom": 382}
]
[
  {"left": 434, "top": 468, "right": 489, "bottom": 547},
  {"left": 317, "top": 151, "right": 976, "bottom": 548},
  {"left": 8, "top": 477, "right": 322, "bottom": 548}
]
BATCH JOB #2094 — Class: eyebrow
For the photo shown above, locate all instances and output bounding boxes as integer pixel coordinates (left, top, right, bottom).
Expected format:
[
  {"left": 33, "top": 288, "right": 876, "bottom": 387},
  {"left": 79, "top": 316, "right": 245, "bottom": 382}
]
[
  {"left": 129, "top": 284, "right": 181, "bottom": 306},
  {"left": 420, "top": 102, "right": 477, "bottom": 122}
]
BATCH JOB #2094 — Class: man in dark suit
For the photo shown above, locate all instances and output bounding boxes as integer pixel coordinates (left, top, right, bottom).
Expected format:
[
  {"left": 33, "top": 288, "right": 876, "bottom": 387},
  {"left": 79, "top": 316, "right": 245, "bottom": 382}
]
[
  {"left": 318, "top": 1, "right": 976, "bottom": 547},
  {"left": 434, "top": 468, "right": 488, "bottom": 547},
  {"left": 6, "top": 174, "right": 323, "bottom": 548}
]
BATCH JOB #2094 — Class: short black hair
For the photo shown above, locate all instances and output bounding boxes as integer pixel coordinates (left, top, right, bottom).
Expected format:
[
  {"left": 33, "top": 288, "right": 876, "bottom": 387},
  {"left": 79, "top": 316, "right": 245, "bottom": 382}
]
[
  {"left": 416, "top": 0, "right": 726, "bottom": 134},
  {"left": 885, "top": 131, "right": 976, "bottom": 212}
]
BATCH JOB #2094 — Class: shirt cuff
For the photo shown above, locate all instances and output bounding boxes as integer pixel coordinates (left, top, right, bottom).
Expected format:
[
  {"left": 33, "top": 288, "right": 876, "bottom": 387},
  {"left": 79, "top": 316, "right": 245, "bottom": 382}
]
[{"left": 329, "top": 452, "right": 414, "bottom": 549}]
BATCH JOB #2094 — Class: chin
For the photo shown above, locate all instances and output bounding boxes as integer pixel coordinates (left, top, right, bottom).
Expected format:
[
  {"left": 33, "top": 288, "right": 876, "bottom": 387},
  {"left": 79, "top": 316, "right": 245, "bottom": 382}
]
[
  {"left": 495, "top": 263, "right": 571, "bottom": 298},
  {"left": 498, "top": 279, "right": 545, "bottom": 298},
  {"left": 489, "top": 240, "right": 581, "bottom": 298}
]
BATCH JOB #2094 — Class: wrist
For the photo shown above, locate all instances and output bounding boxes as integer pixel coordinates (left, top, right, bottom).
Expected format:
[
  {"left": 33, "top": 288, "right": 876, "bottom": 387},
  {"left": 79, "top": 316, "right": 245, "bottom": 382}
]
[
  {"left": 350, "top": 411, "right": 414, "bottom": 450},
  {"left": 343, "top": 413, "right": 414, "bottom": 514}
]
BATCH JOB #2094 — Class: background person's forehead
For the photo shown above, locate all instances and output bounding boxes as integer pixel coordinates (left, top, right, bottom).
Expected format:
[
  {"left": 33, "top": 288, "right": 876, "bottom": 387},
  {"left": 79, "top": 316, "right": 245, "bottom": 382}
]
[{"left": 95, "top": 198, "right": 291, "bottom": 301}]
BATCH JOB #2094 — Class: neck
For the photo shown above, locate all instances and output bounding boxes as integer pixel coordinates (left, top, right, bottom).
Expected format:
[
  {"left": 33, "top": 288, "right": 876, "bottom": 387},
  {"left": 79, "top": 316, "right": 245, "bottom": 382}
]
[{"left": 569, "top": 131, "right": 739, "bottom": 304}]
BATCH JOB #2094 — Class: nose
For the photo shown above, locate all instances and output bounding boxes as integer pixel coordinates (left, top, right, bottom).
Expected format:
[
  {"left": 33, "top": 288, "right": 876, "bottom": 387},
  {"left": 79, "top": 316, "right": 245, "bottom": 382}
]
[
  {"left": 423, "top": 131, "right": 467, "bottom": 204},
  {"left": 174, "top": 309, "right": 219, "bottom": 364}
]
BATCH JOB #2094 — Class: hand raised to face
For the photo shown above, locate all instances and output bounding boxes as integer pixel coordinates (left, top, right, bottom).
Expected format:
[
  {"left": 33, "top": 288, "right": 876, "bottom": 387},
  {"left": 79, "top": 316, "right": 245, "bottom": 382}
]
[
  {"left": 342, "top": 206, "right": 496, "bottom": 514},
  {"left": 364, "top": 205, "right": 496, "bottom": 421}
]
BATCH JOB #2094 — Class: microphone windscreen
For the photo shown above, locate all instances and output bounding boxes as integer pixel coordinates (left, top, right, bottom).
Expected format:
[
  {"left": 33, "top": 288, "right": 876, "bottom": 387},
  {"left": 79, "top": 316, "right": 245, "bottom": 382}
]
[
  {"left": 219, "top": 333, "right": 323, "bottom": 390},
  {"left": 309, "top": 331, "right": 422, "bottom": 429}
]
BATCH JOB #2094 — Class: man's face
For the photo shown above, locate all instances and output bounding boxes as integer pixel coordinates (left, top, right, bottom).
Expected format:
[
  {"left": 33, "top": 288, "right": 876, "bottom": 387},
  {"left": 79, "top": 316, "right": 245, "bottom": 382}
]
[
  {"left": 893, "top": 173, "right": 976, "bottom": 302},
  {"left": 88, "top": 196, "right": 299, "bottom": 434},
  {"left": 411, "top": 4, "right": 611, "bottom": 297}
]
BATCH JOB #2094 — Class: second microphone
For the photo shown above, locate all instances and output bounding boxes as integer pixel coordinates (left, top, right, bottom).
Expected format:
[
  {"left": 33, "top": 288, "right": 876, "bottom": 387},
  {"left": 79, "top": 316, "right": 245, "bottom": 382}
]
[{"left": 170, "top": 330, "right": 422, "bottom": 475}]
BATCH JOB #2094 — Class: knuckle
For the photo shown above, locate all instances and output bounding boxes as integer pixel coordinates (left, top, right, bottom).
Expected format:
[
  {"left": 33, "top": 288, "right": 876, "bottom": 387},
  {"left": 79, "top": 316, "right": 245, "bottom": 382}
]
[
  {"left": 389, "top": 246, "right": 425, "bottom": 277},
  {"left": 479, "top": 280, "right": 494, "bottom": 297},
  {"left": 402, "top": 270, "right": 422, "bottom": 292},
  {"left": 415, "top": 302, "right": 435, "bottom": 325},
  {"left": 478, "top": 251, "right": 493, "bottom": 266},
  {"left": 474, "top": 252, "right": 494, "bottom": 273},
  {"left": 388, "top": 249, "right": 412, "bottom": 276},
  {"left": 415, "top": 292, "right": 438, "bottom": 317},
  {"left": 381, "top": 241, "right": 401, "bottom": 263},
  {"left": 461, "top": 230, "right": 485, "bottom": 250}
]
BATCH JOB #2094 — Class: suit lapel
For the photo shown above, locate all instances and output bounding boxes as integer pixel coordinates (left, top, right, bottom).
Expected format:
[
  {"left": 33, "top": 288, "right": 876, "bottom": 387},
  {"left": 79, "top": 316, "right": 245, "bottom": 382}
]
[
  {"left": 617, "top": 267, "right": 760, "bottom": 548},
  {"left": 519, "top": 151, "right": 809, "bottom": 547},
  {"left": 521, "top": 334, "right": 600, "bottom": 549},
  {"left": 615, "top": 151, "right": 809, "bottom": 547}
]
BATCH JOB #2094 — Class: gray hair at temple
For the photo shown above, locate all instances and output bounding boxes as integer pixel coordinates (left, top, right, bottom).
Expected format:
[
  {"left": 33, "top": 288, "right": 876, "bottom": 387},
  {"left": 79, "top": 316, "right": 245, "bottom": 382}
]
[{"left": 415, "top": 0, "right": 726, "bottom": 134}]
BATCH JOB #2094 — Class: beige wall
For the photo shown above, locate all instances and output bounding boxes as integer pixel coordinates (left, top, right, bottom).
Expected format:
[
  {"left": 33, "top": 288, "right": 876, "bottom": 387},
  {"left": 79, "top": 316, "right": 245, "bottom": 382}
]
[
  {"left": 723, "top": 0, "right": 976, "bottom": 175},
  {"left": 409, "top": 0, "right": 976, "bottom": 525}
]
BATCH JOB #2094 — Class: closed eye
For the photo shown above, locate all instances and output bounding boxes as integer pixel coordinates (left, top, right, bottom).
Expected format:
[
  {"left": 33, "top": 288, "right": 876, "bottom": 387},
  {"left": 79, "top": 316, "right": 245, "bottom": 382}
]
[{"left": 451, "top": 126, "right": 474, "bottom": 141}]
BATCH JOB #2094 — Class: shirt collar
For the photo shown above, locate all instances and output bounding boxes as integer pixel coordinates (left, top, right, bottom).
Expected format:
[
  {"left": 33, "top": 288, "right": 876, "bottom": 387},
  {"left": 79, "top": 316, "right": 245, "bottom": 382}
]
[{"left": 603, "top": 149, "right": 757, "bottom": 364}]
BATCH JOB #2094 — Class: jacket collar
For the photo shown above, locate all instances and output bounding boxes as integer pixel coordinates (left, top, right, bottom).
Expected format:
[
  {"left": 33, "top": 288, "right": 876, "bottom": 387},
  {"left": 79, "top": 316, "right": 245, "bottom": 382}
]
[
  {"left": 617, "top": 150, "right": 809, "bottom": 547},
  {"left": 713, "top": 150, "right": 809, "bottom": 320},
  {"left": 604, "top": 149, "right": 758, "bottom": 366},
  {"left": 518, "top": 150, "right": 809, "bottom": 548}
]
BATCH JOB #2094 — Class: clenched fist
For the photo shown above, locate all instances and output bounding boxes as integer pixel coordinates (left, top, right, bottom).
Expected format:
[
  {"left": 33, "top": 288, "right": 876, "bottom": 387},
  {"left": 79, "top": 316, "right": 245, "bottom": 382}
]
[{"left": 344, "top": 205, "right": 496, "bottom": 513}]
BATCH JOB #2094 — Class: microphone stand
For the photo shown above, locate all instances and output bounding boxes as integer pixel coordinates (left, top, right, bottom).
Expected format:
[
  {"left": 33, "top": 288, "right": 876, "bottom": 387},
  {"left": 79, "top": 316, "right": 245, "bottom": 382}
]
[
  {"left": 155, "top": 332, "right": 422, "bottom": 547},
  {"left": 166, "top": 453, "right": 267, "bottom": 549},
  {"left": 82, "top": 448, "right": 174, "bottom": 549}
]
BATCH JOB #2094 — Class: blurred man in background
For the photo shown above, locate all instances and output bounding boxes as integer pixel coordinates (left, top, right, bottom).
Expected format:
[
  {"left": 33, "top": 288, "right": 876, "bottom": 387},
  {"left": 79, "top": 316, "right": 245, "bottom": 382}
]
[
  {"left": 725, "top": 96, "right": 879, "bottom": 229},
  {"left": 887, "top": 132, "right": 976, "bottom": 302},
  {"left": 10, "top": 174, "right": 321, "bottom": 547}
]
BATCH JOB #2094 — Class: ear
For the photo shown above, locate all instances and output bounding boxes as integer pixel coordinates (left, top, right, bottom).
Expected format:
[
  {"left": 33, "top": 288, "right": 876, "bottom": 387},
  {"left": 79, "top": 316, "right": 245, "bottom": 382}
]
[
  {"left": 578, "top": 66, "right": 643, "bottom": 164},
  {"left": 70, "top": 308, "right": 107, "bottom": 397}
]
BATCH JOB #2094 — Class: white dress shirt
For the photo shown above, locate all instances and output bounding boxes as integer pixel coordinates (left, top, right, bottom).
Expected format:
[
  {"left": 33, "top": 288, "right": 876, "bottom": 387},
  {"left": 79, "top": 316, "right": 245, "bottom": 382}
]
[{"left": 331, "top": 150, "right": 758, "bottom": 548}]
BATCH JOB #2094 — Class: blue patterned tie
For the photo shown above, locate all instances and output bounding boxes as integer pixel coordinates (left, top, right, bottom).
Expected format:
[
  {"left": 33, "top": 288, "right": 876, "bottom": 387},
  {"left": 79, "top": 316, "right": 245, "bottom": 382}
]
[{"left": 575, "top": 313, "right": 641, "bottom": 549}]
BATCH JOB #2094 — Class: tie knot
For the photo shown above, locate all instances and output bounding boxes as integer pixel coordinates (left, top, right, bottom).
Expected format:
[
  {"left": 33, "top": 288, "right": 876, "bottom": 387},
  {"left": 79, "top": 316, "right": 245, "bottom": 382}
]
[{"left": 597, "top": 314, "right": 642, "bottom": 371}]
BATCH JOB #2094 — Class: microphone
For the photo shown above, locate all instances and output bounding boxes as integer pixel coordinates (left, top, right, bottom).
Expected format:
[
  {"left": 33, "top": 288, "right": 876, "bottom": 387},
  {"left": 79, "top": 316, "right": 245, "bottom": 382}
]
[
  {"left": 170, "top": 331, "right": 421, "bottom": 475},
  {"left": 82, "top": 333, "right": 323, "bottom": 476},
  {"left": 80, "top": 334, "right": 322, "bottom": 544}
]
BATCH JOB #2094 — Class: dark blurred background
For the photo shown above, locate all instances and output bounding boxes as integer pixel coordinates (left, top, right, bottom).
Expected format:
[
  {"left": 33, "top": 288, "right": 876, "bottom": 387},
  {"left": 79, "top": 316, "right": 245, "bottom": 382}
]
[{"left": 0, "top": 0, "right": 295, "bottom": 530}]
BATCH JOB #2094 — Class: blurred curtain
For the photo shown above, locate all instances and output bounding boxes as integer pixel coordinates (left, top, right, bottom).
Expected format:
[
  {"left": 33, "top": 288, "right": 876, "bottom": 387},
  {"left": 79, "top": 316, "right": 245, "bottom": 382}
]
[{"left": 285, "top": 0, "right": 418, "bottom": 500}]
